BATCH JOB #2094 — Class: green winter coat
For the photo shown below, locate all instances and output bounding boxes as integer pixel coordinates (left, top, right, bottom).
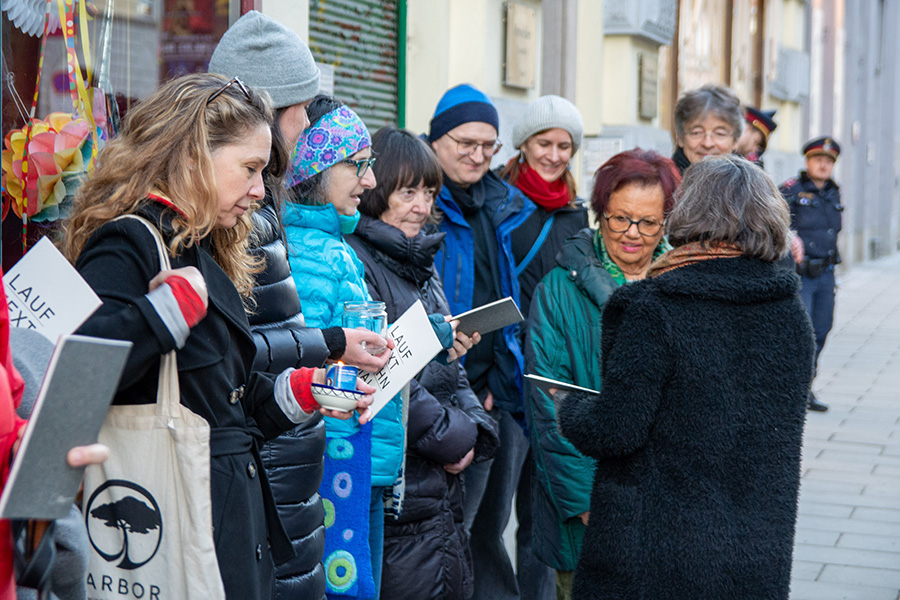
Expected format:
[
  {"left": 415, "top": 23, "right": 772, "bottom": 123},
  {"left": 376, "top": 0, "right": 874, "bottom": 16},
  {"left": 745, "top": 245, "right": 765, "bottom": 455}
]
[
  {"left": 524, "top": 228, "right": 618, "bottom": 571},
  {"left": 525, "top": 228, "right": 671, "bottom": 571}
]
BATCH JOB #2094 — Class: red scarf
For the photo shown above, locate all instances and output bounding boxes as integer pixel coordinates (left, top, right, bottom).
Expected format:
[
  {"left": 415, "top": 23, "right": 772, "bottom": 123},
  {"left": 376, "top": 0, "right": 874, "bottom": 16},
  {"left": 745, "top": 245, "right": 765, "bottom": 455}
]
[{"left": 514, "top": 161, "right": 571, "bottom": 211}]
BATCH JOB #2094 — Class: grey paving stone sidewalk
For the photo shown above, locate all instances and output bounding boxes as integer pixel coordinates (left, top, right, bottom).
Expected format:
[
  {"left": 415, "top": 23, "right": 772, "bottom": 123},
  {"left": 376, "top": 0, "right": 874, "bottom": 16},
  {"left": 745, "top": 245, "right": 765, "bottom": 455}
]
[{"left": 790, "top": 252, "right": 900, "bottom": 600}]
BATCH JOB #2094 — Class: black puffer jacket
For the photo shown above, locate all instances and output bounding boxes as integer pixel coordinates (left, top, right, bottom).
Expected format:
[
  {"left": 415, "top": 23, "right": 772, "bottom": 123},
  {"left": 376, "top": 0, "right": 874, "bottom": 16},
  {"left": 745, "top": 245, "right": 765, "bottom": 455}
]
[
  {"left": 249, "top": 197, "right": 327, "bottom": 600},
  {"left": 558, "top": 256, "right": 814, "bottom": 599},
  {"left": 347, "top": 216, "right": 500, "bottom": 600}
]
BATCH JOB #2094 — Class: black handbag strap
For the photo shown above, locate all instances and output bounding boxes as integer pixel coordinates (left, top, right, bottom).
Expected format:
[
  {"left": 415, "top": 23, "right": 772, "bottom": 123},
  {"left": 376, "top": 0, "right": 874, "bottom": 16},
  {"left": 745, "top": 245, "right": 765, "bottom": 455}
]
[{"left": 12, "top": 519, "right": 56, "bottom": 594}]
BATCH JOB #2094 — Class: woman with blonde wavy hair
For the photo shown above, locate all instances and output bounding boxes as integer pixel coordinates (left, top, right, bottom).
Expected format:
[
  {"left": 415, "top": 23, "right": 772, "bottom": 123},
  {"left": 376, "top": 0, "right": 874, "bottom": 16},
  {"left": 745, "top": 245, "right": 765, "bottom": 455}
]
[{"left": 62, "top": 73, "right": 373, "bottom": 600}]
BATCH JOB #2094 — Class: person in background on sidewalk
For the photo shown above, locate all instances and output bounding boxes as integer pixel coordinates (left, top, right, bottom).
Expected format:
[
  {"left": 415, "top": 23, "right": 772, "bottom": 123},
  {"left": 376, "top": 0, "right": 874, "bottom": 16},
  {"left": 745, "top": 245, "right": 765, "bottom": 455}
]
[
  {"left": 671, "top": 84, "right": 743, "bottom": 175},
  {"left": 427, "top": 83, "right": 535, "bottom": 600},
  {"left": 779, "top": 137, "right": 844, "bottom": 413},
  {"left": 525, "top": 149, "right": 679, "bottom": 600},
  {"left": 209, "top": 14, "right": 391, "bottom": 600},
  {"left": 736, "top": 106, "right": 777, "bottom": 168},
  {"left": 558, "top": 155, "right": 814, "bottom": 599},
  {"left": 498, "top": 94, "right": 588, "bottom": 600}
]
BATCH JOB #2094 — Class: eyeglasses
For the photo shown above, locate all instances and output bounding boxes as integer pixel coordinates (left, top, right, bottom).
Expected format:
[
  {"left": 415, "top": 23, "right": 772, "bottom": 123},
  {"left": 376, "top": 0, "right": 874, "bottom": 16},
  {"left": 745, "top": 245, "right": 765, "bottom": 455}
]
[
  {"left": 684, "top": 128, "right": 734, "bottom": 143},
  {"left": 445, "top": 133, "right": 502, "bottom": 157},
  {"left": 602, "top": 213, "right": 664, "bottom": 237},
  {"left": 207, "top": 77, "right": 252, "bottom": 105},
  {"left": 343, "top": 156, "right": 377, "bottom": 178}
]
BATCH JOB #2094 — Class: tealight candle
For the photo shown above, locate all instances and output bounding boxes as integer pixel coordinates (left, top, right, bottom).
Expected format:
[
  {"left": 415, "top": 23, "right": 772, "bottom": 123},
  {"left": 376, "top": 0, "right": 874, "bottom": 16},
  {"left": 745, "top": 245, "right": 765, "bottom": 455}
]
[{"left": 325, "top": 363, "right": 359, "bottom": 391}]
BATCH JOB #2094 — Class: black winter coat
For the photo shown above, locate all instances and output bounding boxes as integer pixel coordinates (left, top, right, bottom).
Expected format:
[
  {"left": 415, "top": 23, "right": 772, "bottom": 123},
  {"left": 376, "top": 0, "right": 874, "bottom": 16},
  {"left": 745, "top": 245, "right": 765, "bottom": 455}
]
[
  {"left": 507, "top": 198, "right": 589, "bottom": 321},
  {"left": 249, "top": 197, "right": 328, "bottom": 600},
  {"left": 557, "top": 256, "right": 814, "bottom": 600},
  {"left": 76, "top": 204, "right": 298, "bottom": 600},
  {"left": 347, "top": 216, "right": 500, "bottom": 600}
]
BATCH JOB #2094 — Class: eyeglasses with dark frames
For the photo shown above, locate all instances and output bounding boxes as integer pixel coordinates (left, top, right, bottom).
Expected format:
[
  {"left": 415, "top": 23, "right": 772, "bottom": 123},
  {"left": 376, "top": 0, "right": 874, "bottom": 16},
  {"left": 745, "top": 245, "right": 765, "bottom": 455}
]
[
  {"left": 602, "top": 213, "right": 664, "bottom": 237},
  {"left": 343, "top": 156, "right": 377, "bottom": 178},
  {"left": 207, "top": 77, "right": 252, "bottom": 105},
  {"left": 445, "top": 133, "right": 502, "bottom": 157}
]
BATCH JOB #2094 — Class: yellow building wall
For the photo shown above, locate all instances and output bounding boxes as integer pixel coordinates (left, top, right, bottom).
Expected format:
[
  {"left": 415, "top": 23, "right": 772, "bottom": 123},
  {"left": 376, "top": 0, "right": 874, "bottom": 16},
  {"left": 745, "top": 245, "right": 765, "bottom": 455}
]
[{"left": 404, "top": 0, "right": 544, "bottom": 135}]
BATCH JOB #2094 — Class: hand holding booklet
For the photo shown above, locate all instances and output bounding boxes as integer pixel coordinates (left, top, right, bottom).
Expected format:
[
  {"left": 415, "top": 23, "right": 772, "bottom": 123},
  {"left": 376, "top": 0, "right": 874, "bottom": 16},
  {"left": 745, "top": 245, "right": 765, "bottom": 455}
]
[
  {"left": 449, "top": 297, "right": 524, "bottom": 336},
  {"left": 358, "top": 300, "right": 443, "bottom": 418}
]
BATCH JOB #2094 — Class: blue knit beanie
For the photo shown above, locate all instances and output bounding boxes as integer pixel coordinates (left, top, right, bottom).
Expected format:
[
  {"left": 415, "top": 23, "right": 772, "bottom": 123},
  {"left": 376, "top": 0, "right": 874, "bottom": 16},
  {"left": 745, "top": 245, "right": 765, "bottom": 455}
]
[{"left": 428, "top": 84, "right": 499, "bottom": 142}]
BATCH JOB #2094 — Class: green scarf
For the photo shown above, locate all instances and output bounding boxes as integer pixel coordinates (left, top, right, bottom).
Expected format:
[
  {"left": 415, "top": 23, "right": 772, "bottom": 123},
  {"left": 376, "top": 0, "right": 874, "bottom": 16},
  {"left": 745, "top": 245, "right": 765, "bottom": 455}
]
[{"left": 594, "top": 230, "right": 672, "bottom": 285}]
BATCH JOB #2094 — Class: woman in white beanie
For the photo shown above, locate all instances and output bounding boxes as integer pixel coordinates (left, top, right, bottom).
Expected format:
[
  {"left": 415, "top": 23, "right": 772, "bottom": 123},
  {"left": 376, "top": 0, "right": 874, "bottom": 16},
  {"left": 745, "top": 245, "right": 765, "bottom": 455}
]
[
  {"left": 498, "top": 94, "right": 590, "bottom": 599},
  {"left": 501, "top": 94, "right": 589, "bottom": 326}
]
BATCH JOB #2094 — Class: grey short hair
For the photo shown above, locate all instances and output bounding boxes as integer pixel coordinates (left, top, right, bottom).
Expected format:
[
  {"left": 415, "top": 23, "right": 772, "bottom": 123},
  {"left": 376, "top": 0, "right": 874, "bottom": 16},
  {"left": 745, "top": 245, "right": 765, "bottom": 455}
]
[
  {"left": 666, "top": 155, "right": 790, "bottom": 262},
  {"left": 673, "top": 84, "right": 744, "bottom": 141}
]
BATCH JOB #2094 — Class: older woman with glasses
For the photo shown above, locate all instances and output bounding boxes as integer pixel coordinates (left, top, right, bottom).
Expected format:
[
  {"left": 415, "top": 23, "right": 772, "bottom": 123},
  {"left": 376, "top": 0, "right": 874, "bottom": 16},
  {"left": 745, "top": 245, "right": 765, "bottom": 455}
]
[
  {"left": 556, "top": 155, "right": 814, "bottom": 599},
  {"left": 672, "top": 84, "right": 743, "bottom": 175},
  {"left": 524, "top": 148, "right": 679, "bottom": 600},
  {"left": 283, "top": 95, "right": 404, "bottom": 599}
]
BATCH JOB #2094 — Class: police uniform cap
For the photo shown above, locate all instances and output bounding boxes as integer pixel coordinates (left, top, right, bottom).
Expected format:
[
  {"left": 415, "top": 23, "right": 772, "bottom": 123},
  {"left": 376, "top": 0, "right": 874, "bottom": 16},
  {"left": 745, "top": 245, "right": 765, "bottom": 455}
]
[
  {"left": 803, "top": 137, "right": 841, "bottom": 160},
  {"left": 745, "top": 107, "right": 777, "bottom": 139}
]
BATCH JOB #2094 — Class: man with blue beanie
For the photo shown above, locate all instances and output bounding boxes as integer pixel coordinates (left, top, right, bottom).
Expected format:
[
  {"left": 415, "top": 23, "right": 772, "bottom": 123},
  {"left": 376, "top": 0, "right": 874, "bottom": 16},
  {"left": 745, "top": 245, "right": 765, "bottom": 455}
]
[{"left": 429, "top": 83, "right": 537, "bottom": 600}]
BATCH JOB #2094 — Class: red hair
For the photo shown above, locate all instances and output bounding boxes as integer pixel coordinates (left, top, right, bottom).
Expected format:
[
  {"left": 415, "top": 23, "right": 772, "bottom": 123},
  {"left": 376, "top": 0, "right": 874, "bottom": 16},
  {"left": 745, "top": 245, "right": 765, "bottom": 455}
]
[{"left": 591, "top": 148, "right": 681, "bottom": 217}]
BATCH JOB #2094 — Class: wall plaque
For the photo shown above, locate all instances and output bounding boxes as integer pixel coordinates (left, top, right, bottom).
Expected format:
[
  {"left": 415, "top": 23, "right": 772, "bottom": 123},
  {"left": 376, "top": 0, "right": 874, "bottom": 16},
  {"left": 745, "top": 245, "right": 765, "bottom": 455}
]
[
  {"left": 639, "top": 53, "right": 658, "bottom": 120},
  {"left": 504, "top": 2, "right": 537, "bottom": 89}
]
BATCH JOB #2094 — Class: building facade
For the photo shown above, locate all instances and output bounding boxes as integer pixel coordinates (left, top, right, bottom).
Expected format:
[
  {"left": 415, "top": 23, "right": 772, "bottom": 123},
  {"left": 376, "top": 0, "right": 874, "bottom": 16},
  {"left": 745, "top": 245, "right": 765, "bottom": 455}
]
[{"left": 2, "top": 0, "right": 898, "bottom": 265}]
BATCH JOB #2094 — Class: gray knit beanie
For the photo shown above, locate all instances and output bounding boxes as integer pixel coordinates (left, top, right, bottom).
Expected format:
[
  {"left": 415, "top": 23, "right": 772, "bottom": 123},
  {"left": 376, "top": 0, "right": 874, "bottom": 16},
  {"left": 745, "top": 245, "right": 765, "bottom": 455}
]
[
  {"left": 512, "top": 95, "right": 584, "bottom": 152},
  {"left": 209, "top": 11, "right": 320, "bottom": 110}
]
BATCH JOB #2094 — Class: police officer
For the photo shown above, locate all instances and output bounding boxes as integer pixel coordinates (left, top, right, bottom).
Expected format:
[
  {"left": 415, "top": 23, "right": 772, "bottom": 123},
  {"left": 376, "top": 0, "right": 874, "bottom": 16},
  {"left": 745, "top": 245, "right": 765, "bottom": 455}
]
[
  {"left": 780, "top": 137, "right": 843, "bottom": 412},
  {"left": 736, "top": 106, "right": 777, "bottom": 167}
]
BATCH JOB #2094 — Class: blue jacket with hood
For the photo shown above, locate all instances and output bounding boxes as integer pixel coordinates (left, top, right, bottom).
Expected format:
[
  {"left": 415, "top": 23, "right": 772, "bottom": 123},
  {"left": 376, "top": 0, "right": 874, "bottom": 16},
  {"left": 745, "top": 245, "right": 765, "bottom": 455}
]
[{"left": 433, "top": 172, "right": 536, "bottom": 414}]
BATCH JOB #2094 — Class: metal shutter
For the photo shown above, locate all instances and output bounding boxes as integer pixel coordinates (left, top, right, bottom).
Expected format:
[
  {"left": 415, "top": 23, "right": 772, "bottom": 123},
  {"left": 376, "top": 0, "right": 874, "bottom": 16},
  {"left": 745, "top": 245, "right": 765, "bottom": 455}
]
[{"left": 308, "top": 0, "right": 399, "bottom": 130}]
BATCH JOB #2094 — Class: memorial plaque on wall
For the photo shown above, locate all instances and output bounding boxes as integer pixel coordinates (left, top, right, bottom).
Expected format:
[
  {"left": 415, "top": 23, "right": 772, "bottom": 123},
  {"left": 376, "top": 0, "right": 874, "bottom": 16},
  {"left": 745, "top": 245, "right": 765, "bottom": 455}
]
[
  {"left": 504, "top": 2, "right": 537, "bottom": 89},
  {"left": 638, "top": 53, "right": 658, "bottom": 120}
]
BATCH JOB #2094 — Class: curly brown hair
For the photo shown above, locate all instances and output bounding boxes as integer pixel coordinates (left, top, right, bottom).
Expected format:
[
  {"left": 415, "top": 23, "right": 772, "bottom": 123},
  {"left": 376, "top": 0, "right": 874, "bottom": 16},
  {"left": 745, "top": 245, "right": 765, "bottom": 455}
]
[{"left": 61, "top": 73, "right": 275, "bottom": 296}]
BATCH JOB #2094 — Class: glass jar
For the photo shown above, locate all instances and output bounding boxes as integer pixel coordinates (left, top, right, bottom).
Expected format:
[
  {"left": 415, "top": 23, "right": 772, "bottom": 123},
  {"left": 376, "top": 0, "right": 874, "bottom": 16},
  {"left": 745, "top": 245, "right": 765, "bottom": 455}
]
[{"left": 341, "top": 301, "right": 389, "bottom": 355}]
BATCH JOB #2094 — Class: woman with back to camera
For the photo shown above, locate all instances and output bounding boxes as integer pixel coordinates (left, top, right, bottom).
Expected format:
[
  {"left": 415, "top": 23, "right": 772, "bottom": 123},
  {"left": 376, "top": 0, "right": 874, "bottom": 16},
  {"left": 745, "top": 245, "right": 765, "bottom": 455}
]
[
  {"left": 557, "top": 154, "right": 814, "bottom": 599},
  {"left": 671, "top": 84, "right": 743, "bottom": 175},
  {"left": 524, "top": 149, "right": 679, "bottom": 600},
  {"left": 61, "top": 74, "right": 372, "bottom": 600},
  {"left": 346, "top": 126, "right": 500, "bottom": 600}
]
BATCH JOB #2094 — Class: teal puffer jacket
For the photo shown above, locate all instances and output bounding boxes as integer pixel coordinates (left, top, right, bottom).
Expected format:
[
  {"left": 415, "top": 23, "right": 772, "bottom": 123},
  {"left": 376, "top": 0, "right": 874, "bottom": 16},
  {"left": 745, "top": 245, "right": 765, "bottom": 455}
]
[
  {"left": 282, "top": 201, "right": 404, "bottom": 485},
  {"left": 524, "top": 228, "right": 619, "bottom": 571}
]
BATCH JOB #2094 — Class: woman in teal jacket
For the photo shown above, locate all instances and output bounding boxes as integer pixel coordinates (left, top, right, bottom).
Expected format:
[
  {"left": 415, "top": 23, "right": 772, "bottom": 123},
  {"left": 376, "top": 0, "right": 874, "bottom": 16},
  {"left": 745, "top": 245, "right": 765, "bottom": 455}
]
[
  {"left": 284, "top": 96, "right": 403, "bottom": 599},
  {"left": 524, "top": 149, "right": 679, "bottom": 599}
]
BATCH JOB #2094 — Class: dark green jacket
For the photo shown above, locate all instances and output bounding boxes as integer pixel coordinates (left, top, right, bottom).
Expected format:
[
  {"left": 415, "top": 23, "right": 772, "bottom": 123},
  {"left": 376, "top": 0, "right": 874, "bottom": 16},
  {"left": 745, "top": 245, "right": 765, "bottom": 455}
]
[{"left": 524, "top": 228, "right": 619, "bottom": 571}]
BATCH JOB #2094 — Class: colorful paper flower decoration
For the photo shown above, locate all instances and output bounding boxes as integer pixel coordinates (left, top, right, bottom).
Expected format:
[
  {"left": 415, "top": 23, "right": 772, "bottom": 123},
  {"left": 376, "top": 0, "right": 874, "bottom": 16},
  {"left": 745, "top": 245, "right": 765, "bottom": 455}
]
[{"left": 1, "top": 113, "right": 98, "bottom": 222}]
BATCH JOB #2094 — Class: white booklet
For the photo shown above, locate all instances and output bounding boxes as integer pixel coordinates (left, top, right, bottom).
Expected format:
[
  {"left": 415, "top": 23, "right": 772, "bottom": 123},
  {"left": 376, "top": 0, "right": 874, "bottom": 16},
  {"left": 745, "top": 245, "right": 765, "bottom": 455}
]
[
  {"left": 3, "top": 237, "right": 102, "bottom": 342},
  {"left": 359, "top": 300, "right": 443, "bottom": 418},
  {"left": 0, "top": 335, "right": 132, "bottom": 520},
  {"left": 449, "top": 297, "right": 523, "bottom": 336},
  {"left": 525, "top": 374, "right": 601, "bottom": 397}
]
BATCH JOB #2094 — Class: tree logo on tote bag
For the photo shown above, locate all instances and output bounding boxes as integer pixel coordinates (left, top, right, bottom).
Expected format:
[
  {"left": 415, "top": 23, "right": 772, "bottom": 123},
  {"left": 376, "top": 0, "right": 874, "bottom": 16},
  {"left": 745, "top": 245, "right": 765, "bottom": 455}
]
[{"left": 85, "top": 480, "right": 164, "bottom": 569}]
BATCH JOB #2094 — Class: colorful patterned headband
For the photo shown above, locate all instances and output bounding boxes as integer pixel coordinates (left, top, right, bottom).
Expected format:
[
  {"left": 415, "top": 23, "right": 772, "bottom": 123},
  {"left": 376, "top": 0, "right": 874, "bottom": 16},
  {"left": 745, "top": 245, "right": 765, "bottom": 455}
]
[{"left": 288, "top": 106, "right": 371, "bottom": 187}]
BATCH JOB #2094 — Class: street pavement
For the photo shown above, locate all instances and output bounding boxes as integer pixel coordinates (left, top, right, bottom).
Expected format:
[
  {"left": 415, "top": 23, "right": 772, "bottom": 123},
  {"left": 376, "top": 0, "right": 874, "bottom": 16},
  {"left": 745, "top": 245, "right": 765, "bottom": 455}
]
[{"left": 790, "top": 252, "right": 900, "bottom": 600}]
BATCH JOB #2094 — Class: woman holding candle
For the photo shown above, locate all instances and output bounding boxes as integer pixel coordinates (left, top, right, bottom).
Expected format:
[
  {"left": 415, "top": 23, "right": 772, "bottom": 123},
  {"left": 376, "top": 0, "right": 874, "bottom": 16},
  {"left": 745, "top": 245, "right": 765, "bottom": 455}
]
[{"left": 283, "top": 95, "right": 403, "bottom": 598}]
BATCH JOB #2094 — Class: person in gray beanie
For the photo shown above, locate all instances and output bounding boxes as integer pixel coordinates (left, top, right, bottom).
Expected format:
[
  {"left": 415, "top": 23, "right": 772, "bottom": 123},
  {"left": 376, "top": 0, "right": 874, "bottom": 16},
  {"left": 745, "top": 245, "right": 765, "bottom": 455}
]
[
  {"left": 210, "top": 12, "right": 392, "bottom": 600},
  {"left": 209, "top": 10, "right": 320, "bottom": 146},
  {"left": 497, "top": 94, "right": 589, "bottom": 600}
]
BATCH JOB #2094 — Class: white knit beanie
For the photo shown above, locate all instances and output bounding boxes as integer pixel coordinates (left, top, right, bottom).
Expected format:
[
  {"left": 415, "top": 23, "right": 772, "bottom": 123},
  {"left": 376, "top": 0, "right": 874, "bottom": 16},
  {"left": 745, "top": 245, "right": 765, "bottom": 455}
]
[
  {"left": 512, "top": 95, "right": 584, "bottom": 152},
  {"left": 209, "top": 11, "right": 320, "bottom": 110}
]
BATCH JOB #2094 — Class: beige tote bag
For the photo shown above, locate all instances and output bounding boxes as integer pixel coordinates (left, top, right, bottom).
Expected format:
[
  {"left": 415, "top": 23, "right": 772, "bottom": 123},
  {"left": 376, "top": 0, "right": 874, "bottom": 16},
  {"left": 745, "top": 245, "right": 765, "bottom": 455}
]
[{"left": 82, "top": 215, "right": 226, "bottom": 599}]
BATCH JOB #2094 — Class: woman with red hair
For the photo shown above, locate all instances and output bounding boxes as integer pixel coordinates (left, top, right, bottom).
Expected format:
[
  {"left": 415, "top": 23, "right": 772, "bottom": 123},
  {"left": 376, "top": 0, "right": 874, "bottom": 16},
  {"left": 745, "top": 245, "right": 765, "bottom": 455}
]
[{"left": 523, "top": 148, "right": 680, "bottom": 599}]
